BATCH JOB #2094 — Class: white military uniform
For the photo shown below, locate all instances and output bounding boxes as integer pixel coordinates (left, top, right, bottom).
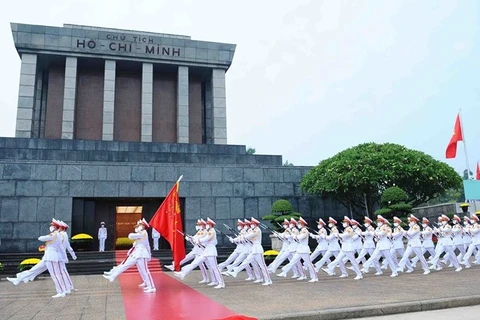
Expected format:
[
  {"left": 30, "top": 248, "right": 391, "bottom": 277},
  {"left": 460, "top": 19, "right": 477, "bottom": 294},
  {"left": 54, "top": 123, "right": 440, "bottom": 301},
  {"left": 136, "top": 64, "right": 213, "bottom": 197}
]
[
  {"left": 40, "top": 229, "right": 68, "bottom": 297},
  {"left": 98, "top": 224, "right": 107, "bottom": 252},
  {"left": 176, "top": 220, "right": 225, "bottom": 289},
  {"left": 462, "top": 219, "right": 480, "bottom": 267},
  {"left": 411, "top": 223, "right": 436, "bottom": 267},
  {"left": 152, "top": 228, "right": 161, "bottom": 251},
  {"left": 326, "top": 220, "right": 362, "bottom": 280},
  {"left": 309, "top": 226, "right": 328, "bottom": 263},
  {"left": 267, "top": 224, "right": 292, "bottom": 273},
  {"left": 229, "top": 221, "right": 272, "bottom": 286},
  {"left": 58, "top": 226, "right": 76, "bottom": 293},
  {"left": 429, "top": 218, "right": 461, "bottom": 271},
  {"left": 105, "top": 224, "right": 156, "bottom": 292},
  {"left": 362, "top": 219, "right": 398, "bottom": 277},
  {"left": 278, "top": 222, "right": 318, "bottom": 282},
  {"left": 355, "top": 223, "right": 379, "bottom": 269},
  {"left": 397, "top": 219, "right": 430, "bottom": 274},
  {"left": 314, "top": 226, "right": 346, "bottom": 274}
]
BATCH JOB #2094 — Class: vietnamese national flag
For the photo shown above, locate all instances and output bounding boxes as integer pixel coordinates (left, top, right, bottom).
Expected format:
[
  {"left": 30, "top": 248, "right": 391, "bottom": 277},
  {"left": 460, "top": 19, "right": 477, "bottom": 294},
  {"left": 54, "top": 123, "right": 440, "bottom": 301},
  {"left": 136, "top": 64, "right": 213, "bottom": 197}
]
[
  {"left": 476, "top": 162, "right": 480, "bottom": 180},
  {"left": 445, "top": 114, "right": 463, "bottom": 159},
  {"left": 149, "top": 178, "right": 186, "bottom": 271}
]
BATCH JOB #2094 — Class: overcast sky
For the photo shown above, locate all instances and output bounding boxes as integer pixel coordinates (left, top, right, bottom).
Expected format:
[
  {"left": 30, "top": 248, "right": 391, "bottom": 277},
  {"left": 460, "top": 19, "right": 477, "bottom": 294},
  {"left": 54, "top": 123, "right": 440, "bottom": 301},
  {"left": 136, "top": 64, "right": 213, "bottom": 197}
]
[{"left": 0, "top": 0, "right": 479, "bottom": 175}]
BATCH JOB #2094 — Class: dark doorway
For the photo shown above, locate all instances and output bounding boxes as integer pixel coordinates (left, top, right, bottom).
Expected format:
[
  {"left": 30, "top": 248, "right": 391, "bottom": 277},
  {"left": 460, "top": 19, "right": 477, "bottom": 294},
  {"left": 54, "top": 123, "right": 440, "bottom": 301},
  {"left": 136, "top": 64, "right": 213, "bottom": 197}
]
[{"left": 72, "top": 197, "right": 185, "bottom": 251}]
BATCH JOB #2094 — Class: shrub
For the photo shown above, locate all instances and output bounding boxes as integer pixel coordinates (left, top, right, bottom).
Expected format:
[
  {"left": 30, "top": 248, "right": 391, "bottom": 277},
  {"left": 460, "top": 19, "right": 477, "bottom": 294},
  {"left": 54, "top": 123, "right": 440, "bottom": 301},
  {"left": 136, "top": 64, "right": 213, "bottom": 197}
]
[
  {"left": 374, "top": 208, "right": 392, "bottom": 216},
  {"left": 18, "top": 258, "right": 41, "bottom": 272},
  {"left": 381, "top": 187, "right": 409, "bottom": 206},
  {"left": 115, "top": 237, "right": 134, "bottom": 249},
  {"left": 262, "top": 199, "right": 302, "bottom": 231},
  {"left": 71, "top": 233, "right": 93, "bottom": 243}
]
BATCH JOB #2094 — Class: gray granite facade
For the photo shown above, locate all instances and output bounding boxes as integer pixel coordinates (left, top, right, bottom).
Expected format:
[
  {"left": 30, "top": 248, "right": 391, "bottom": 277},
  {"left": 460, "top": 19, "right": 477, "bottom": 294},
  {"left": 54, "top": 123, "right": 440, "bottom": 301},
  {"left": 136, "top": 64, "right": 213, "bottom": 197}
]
[{"left": 0, "top": 137, "right": 349, "bottom": 253}]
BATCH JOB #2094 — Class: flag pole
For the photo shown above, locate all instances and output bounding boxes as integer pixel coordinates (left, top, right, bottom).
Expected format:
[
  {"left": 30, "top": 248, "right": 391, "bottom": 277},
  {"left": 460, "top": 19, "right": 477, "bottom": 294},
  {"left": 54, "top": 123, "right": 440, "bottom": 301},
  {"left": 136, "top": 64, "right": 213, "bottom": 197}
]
[
  {"left": 177, "top": 175, "right": 184, "bottom": 183},
  {"left": 459, "top": 109, "right": 471, "bottom": 179}
]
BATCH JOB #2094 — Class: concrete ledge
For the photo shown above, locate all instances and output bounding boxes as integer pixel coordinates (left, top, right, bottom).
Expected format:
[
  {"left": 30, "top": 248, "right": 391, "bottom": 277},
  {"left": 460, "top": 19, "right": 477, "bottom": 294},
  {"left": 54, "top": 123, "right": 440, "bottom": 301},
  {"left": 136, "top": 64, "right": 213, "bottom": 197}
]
[{"left": 261, "top": 295, "right": 480, "bottom": 320}]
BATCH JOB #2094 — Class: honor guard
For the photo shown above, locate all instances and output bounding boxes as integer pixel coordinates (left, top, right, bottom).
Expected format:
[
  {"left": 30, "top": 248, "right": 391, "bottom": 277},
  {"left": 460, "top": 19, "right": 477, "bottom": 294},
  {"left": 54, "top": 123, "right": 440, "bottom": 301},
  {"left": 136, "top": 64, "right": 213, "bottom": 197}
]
[
  {"left": 308, "top": 218, "right": 328, "bottom": 264},
  {"left": 355, "top": 217, "right": 380, "bottom": 270},
  {"left": 98, "top": 222, "right": 107, "bottom": 252},
  {"left": 396, "top": 214, "right": 430, "bottom": 275},
  {"left": 411, "top": 217, "right": 436, "bottom": 268},
  {"left": 429, "top": 215, "right": 462, "bottom": 272},
  {"left": 461, "top": 214, "right": 480, "bottom": 268},
  {"left": 152, "top": 228, "right": 161, "bottom": 251},
  {"left": 314, "top": 217, "right": 346, "bottom": 275},
  {"left": 451, "top": 215, "right": 466, "bottom": 263}
]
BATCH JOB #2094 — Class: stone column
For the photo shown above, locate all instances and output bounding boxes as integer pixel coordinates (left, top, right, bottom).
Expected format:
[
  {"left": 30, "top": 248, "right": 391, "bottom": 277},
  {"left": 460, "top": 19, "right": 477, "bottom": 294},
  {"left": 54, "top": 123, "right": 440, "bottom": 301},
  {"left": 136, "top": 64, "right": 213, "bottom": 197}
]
[
  {"left": 32, "top": 69, "right": 43, "bottom": 138},
  {"left": 102, "top": 60, "right": 116, "bottom": 141},
  {"left": 61, "top": 57, "right": 77, "bottom": 139},
  {"left": 212, "top": 69, "right": 227, "bottom": 144},
  {"left": 177, "top": 66, "right": 189, "bottom": 143},
  {"left": 141, "top": 63, "right": 153, "bottom": 142},
  {"left": 15, "top": 53, "right": 37, "bottom": 138},
  {"left": 204, "top": 78, "right": 213, "bottom": 144}
]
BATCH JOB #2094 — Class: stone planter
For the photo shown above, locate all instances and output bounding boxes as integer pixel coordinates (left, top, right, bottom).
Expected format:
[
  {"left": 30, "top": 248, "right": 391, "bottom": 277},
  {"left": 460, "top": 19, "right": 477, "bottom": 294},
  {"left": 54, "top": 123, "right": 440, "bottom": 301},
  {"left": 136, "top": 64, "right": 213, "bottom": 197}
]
[{"left": 269, "top": 234, "right": 283, "bottom": 251}]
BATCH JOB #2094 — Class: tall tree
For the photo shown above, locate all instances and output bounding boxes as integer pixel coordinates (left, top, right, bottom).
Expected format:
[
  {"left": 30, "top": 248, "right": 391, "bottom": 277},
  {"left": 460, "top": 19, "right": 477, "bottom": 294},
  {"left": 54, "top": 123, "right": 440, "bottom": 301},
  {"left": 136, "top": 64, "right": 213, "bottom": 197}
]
[
  {"left": 300, "top": 143, "right": 462, "bottom": 215},
  {"left": 246, "top": 147, "right": 256, "bottom": 154}
]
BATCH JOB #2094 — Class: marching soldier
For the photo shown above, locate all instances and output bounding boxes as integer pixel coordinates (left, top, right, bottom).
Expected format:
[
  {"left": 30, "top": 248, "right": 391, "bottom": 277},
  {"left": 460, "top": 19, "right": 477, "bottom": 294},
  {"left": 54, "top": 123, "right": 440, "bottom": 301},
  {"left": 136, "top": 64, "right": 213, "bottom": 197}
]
[
  {"left": 174, "top": 218, "right": 225, "bottom": 289},
  {"left": 104, "top": 219, "right": 156, "bottom": 293},
  {"left": 461, "top": 214, "right": 480, "bottom": 268},
  {"left": 429, "top": 215, "right": 462, "bottom": 272},
  {"left": 396, "top": 214, "right": 430, "bottom": 275},
  {"left": 227, "top": 218, "right": 272, "bottom": 286},
  {"left": 463, "top": 216, "right": 473, "bottom": 252},
  {"left": 323, "top": 216, "right": 363, "bottom": 280},
  {"left": 451, "top": 215, "right": 466, "bottom": 263},
  {"left": 314, "top": 217, "right": 346, "bottom": 276},
  {"left": 277, "top": 217, "right": 318, "bottom": 282},
  {"left": 57, "top": 221, "right": 77, "bottom": 293},
  {"left": 389, "top": 216, "right": 407, "bottom": 267},
  {"left": 308, "top": 218, "right": 328, "bottom": 263},
  {"left": 411, "top": 217, "right": 435, "bottom": 267},
  {"left": 362, "top": 215, "right": 398, "bottom": 277},
  {"left": 268, "top": 219, "right": 294, "bottom": 274},
  {"left": 355, "top": 217, "right": 380, "bottom": 270}
]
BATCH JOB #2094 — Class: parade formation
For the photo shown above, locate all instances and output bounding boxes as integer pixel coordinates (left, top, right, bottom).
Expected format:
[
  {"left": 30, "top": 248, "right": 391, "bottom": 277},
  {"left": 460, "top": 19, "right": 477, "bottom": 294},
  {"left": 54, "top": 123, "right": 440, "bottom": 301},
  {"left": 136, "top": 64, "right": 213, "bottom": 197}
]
[{"left": 4, "top": 212, "right": 480, "bottom": 296}]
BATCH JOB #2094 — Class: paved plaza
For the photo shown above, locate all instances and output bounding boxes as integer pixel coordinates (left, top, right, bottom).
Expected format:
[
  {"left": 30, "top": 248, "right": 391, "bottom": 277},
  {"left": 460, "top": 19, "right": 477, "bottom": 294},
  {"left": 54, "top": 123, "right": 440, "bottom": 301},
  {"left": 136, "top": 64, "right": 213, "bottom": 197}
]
[{"left": 1, "top": 264, "right": 480, "bottom": 320}]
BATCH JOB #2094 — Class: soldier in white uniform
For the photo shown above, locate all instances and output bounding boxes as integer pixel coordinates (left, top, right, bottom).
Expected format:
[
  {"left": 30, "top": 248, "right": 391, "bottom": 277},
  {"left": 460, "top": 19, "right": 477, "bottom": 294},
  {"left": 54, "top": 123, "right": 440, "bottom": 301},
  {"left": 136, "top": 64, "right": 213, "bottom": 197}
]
[
  {"left": 98, "top": 222, "right": 107, "bottom": 252},
  {"left": 103, "top": 218, "right": 156, "bottom": 293},
  {"left": 323, "top": 216, "right": 363, "bottom": 280},
  {"left": 388, "top": 216, "right": 407, "bottom": 268},
  {"left": 461, "top": 214, "right": 480, "bottom": 268},
  {"left": 269, "top": 218, "right": 303, "bottom": 278},
  {"left": 355, "top": 217, "right": 379, "bottom": 270},
  {"left": 429, "top": 215, "right": 462, "bottom": 272},
  {"left": 411, "top": 217, "right": 436, "bottom": 267},
  {"left": 314, "top": 217, "right": 347, "bottom": 276},
  {"left": 463, "top": 216, "right": 472, "bottom": 252},
  {"left": 175, "top": 218, "right": 225, "bottom": 289},
  {"left": 57, "top": 221, "right": 77, "bottom": 293},
  {"left": 451, "top": 215, "right": 466, "bottom": 262},
  {"left": 165, "top": 219, "right": 211, "bottom": 284},
  {"left": 224, "top": 219, "right": 263, "bottom": 282},
  {"left": 227, "top": 218, "right": 272, "bottom": 286},
  {"left": 7, "top": 219, "right": 68, "bottom": 298},
  {"left": 277, "top": 217, "right": 318, "bottom": 282},
  {"left": 396, "top": 214, "right": 430, "bottom": 275},
  {"left": 361, "top": 215, "right": 398, "bottom": 277},
  {"left": 267, "top": 219, "right": 292, "bottom": 273},
  {"left": 308, "top": 218, "right": 328, "bottom": 264},
  {"left": 350, "top": 219, "right": 364, "bottom": 263},
  {"left": 152, "top": 228, "right": 161, "bottom": 251}
]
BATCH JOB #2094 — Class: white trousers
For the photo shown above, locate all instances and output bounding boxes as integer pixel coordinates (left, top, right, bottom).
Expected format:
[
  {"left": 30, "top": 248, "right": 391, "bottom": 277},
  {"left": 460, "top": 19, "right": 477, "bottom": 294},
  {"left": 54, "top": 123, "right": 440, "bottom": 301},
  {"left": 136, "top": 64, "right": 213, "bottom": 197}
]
[
  {"left": 110, "top": 257, "right": 155, "bottom": 289},
  {"left": 329, "top": 250, "right": 362, "bottom": 276},
  {"left": 355, "top": 247, "right": 379, "bottom": 268},
  {"left": 46, "top": 260, "right": 67, "bottom": 294},
  {"left": 282, "top": 252, "right": 317, "bottom": 279},
  {"left": 462, "top": 243, "right": 480, "bottom": 267},
  {"left": 314, "top": 250, "right": 346, "bottom": 274},
  {"left": 99, "top": 238, "right": 106, "bottom": 251},
  {"left": 398, "top": 246, "right": 428, "bottom": 271},
  {"left": 234, "top": 253, "right": 271, "bottom": 283},
  {"left": 431, "top": 245, "right": 460, "bottom": 268},
  {"left": 411, "top": 246, "right": 436, "bottom": 265},
  {"left": 268, "top": 250, "right": 291, "bottom": 273},
  {"left": 16, "top": 260, "right": 47, "bottom": 282},
  {"left": 60, "top": 261, "right": 74, "bottom": 291},
  {"left": 182, "top": 255, "right": 224, "bottom": 285},
  {"left": 225, "top": 252, "right": 257, "bottom": 279},
  {"left": 153, "top": 238, "right": 159, "bottom": 250},
  {"left": 364, "top": 248, "right": 397, "bottom": 273},
  {"left": 310, "top": 247, "right": 327, "bottom": 262},
  {"left": 218, "top": 251, "right": 240, "bottom": 270}
]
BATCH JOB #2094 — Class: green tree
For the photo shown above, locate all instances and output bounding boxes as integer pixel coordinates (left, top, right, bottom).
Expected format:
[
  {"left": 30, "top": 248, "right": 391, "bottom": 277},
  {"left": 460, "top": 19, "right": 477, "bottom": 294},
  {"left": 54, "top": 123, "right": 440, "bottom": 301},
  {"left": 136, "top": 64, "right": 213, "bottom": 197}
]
[
  {"left": 283, "top": 160, "right": 294, "bottom": 166},
  {"left": 300, "top": 142, "right": 462, "bottom": 216},
  {"left": 375, "top": 187, "right": 412, "bottom": 219},
  {"left": 262, "top": 199, "right": 301, "bottom": 231},
  {"left": 246, "top": 147, "right": 256, "bottom": 154}
]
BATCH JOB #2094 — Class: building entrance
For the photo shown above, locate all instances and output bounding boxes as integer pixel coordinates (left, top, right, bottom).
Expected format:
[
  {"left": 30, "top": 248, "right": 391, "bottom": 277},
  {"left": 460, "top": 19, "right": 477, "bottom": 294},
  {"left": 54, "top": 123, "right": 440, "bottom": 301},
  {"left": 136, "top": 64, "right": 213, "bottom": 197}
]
[{"left": 72, "top": 197, "right": 185, "bottom": 251}]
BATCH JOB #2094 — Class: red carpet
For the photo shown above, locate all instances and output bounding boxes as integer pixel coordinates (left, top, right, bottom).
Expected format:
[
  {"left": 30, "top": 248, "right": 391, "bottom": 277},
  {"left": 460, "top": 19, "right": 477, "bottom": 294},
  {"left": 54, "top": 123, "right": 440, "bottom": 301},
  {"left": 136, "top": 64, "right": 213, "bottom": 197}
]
[{"left": 114, "top": 252, "right": 248, "bottom": 320}]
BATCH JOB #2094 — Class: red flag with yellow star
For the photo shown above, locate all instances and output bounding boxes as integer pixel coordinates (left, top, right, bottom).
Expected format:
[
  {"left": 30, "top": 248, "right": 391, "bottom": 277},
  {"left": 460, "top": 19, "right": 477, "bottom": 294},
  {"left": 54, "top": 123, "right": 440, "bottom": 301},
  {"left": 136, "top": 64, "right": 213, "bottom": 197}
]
[
  {"left": 149, "top": 178, "right": 185, "bottom": 271},
  {"left": 445, "top": 114, "right": 463, "bottom": 159}
]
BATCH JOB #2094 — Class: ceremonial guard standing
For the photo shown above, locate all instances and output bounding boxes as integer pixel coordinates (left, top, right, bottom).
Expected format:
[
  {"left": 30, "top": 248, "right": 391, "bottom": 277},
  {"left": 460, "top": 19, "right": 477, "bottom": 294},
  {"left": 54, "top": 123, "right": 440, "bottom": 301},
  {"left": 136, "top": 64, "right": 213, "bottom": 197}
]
[
  {"left": 323, "top": 216, "right": 363, "bottom": 280},
  {"left": 98, "top": 222, "right": 107, "bottom": 252},
  {"left": 152, "top": 228, "right": 161, "bottom": 251},
  {"left": 104, "top": 219, "right": 156, "bottom": 293},
  {"left": 175, "top": 218, "right": 225, "bottom": 289},
  {"left": 227, "top": 218, "right": 272, "bottom": 286},
  {"left": 396, "top": 214, "right": 430, "bottom": 275},
  {"left": 277, "top": 217, "right": 318, "bottom": 282}
]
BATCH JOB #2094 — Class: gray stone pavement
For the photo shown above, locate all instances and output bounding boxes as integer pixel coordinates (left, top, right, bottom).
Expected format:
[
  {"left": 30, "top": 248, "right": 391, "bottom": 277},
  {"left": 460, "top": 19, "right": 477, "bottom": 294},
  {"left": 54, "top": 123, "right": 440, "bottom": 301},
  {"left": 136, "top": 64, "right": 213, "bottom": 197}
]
[
  {"left": 1, "top": 265, "right": 480, "bottom": 320},
  {"left": 350, "top": 305, "right": 480, "bottom": 319}
]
